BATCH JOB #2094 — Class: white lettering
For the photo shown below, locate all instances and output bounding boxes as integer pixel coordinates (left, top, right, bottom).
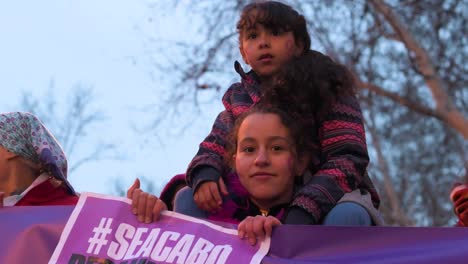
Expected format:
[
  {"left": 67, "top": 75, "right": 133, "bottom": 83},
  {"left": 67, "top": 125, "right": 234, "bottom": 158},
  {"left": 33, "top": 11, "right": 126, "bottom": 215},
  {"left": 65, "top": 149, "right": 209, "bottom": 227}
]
[
  {"left": 150, "top": 231, "right": 180, "bottom": 262},
  {"left": 206, "top": 245, "right": 232, "bottom": 264},
  {"left": 124, "top": 227, "right": 148, "bottom": 259},
  {"left": 186, "top": 237, "right": 214, "bottom": 264},
  {"left": 107, "top": 223, "right": 234, "bottom": 264},
  {"left": 134, "top": 228, "right": 161, "bottom": 258},
  {"left": 166, "top": 234, "right": 195, "bottom": 264},
  {"left": 107, "top": 223, "right": 134, "bottom": 260}
]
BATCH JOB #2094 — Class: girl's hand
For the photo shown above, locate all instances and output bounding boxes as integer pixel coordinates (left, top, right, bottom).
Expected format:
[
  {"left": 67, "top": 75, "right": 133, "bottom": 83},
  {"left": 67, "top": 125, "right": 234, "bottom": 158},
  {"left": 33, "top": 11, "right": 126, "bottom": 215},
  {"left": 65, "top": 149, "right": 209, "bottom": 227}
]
[
  {"left": 194, "top": 177, "right": 228, "bottom": 213},
  {"left": 127, "top": 178, "right": 167, "bottom": 223},
  {"left": 238, "top": 215, "right": 281, "bottom": 246},
  {"left": 451, "top": 184, "right": 468, "bottom": 226}
]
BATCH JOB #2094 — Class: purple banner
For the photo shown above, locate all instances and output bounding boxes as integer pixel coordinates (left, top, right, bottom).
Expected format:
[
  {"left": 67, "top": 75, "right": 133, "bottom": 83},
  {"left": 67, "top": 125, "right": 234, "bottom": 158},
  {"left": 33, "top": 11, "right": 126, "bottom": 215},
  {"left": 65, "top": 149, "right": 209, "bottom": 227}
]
[
  {"left": 49, "top": 193, "right": 269, "bottom": 264},
  {"left": 2, "top": 198, "right": 468, "bottom": 264}
]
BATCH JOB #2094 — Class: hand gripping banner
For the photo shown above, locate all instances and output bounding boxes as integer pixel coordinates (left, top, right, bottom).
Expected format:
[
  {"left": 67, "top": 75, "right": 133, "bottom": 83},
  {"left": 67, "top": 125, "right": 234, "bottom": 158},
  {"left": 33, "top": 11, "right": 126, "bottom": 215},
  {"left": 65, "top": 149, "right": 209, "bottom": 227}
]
[{"left": 49, "top": 193, "right": 270, "bottom": 264}]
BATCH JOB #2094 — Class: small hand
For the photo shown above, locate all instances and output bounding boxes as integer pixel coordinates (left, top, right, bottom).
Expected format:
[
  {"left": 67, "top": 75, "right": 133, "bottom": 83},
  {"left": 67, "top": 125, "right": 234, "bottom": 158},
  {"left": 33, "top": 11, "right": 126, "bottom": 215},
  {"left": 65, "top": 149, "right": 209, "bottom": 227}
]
[
  {"left": 194, "top": 177, "right": 228, "bottom": 213},
  {"left": 452, "top": 185, "right": 468, "bottom": 226},
  {"left": 127, "top": 178, "right": 167, "bottom": 223},
  {"left": 238, "top": 215, "right": 281, "bottom": 246}
]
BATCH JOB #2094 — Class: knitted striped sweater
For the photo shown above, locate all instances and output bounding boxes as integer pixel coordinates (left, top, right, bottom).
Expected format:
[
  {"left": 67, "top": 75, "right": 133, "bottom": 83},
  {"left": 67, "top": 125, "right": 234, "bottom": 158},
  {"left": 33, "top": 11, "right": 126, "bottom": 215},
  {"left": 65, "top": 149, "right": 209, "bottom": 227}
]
[{"left": 186, "top": 62, "right": 380, "bottom": 224}]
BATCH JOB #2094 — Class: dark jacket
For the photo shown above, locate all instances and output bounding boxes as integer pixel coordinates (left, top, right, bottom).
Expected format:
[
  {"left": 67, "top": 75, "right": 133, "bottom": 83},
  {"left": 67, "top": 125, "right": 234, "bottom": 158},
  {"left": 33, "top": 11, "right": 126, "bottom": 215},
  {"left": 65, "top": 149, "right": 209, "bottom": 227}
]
[{"left": 159, "top": 174, "right": 186, "bottom": 211}]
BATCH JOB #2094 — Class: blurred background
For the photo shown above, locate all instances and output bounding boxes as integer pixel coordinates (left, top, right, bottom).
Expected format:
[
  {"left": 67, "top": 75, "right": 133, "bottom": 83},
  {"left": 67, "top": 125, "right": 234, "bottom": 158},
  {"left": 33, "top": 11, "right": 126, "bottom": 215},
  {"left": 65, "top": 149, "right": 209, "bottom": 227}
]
[{"left": 0, "top": 0, "right": 466, "bottom": 226}]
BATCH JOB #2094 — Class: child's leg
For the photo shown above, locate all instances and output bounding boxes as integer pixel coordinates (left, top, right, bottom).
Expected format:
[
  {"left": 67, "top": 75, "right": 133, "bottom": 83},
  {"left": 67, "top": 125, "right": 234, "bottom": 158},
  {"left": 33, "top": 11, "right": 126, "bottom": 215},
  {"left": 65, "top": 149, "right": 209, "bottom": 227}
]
[
  {"left": 173, "top": 186, "right": 208, "bottom": 219},
  {"left": 322, "top": 202, "right": 372, "bottom": 226}
]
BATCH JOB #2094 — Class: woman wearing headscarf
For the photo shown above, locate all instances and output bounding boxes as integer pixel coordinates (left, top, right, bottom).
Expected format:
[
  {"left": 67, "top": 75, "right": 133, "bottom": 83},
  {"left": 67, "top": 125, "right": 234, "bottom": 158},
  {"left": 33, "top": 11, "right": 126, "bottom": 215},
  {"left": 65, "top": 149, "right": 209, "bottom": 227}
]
[{"left": 0, "top": 112, "right": 78, "bottom": 207}]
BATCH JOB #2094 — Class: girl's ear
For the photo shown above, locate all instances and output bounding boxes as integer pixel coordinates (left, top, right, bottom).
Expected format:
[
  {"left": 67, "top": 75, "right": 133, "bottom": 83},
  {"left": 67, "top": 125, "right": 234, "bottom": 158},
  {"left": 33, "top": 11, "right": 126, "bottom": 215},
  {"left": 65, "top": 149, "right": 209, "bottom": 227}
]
[{"left": 239, "top": 46, "right": 251, "bottom": 65}]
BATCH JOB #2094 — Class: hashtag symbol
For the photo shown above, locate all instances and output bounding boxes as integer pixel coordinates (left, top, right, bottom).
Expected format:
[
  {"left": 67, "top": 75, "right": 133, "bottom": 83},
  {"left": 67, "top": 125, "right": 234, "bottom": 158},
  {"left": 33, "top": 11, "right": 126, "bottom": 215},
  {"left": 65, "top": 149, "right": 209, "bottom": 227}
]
[{"left": 87, "top": 217, "right": 113, "bottom": 255}]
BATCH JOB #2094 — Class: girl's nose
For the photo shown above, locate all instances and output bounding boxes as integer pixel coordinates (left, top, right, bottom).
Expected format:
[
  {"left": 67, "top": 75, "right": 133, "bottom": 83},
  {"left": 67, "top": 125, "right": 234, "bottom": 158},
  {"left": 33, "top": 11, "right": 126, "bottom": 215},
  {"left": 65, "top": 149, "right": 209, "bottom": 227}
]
[
  {"left": 254, "top": 149, "right": 270, "bottom": 166},
  {"left": 258, "top": 33, "right": 270, "bottom": 49}
]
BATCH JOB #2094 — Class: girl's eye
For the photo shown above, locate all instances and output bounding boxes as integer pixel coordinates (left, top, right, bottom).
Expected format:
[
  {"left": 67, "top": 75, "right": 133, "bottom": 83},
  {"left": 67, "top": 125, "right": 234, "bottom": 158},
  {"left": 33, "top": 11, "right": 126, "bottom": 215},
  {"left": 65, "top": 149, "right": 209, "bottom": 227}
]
[
  {"left": 271, "top": 145, "right": 284, "bottom": 151},
  {"left": 242, "top": 146, "right": 255, "bottom": 153},
  {"left": 247, "top": 32, "right": 257, "bottom": 39}
]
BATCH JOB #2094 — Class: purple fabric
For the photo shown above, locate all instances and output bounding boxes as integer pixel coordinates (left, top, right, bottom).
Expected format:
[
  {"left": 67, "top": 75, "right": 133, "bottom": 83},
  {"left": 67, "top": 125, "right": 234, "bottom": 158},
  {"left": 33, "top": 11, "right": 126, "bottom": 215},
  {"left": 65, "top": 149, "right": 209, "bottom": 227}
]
[
  {"left": 265, "top": 225, "right": 468, "bottom": 264},
  {"left": 2, "top": 206, "right": 468, "bottom": 264},
  {"left": 0, "top": 206, "right": 74, "bottom": 263},
  {"left": 51, "top": 194, "right": 266, "bottom": 263}
]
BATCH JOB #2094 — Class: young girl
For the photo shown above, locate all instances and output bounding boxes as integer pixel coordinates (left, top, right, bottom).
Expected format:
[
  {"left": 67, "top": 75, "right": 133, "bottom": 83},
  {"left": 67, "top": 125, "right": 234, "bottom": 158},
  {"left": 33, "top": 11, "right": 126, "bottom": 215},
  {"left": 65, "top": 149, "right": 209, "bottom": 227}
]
[
  {"left": 215, "top": 104, "right": 311, "bottom": 245},
  {"left": 173, "top": 0, "right": 380, "bottom": 226},
  {"left": 0, "top": 112, "right": 78, "bottom": 207},
  {"left": 128, "top": 1, "right": 379, "bottom": 225},
  {"left": 175, "top": 0, "right": 310, "bottom": 218},
  {"left": 129, "top": 48, "right": 384, "bottom": 228},
  {"left": 128, "top": 102, "right": 381, "bottom": 244},
  {"left": 129, "top": 103, "right": 309, "bottom": 235}
]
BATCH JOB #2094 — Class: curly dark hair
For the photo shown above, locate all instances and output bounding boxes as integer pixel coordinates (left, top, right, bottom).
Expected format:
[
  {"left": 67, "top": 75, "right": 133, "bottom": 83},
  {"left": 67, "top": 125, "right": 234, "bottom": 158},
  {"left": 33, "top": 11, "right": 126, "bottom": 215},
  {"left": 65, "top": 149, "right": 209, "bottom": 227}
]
[
  {"left": 261, "top": 50, "right": 356, "bottom": 120},
  {"left": 224, "top": 51, "right": 356, "bottom": 172},
  {"left": 236, "top": 1, "right": 310, "bottom": 55}
]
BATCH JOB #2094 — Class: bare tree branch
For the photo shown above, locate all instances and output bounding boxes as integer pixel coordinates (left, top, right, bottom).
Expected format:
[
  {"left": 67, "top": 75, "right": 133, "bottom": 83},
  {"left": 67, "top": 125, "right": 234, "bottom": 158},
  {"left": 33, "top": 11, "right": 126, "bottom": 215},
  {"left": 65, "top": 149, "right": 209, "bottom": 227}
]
[
  {"left": 19, "top": 82, "right": 120, "bottom": 177},
  {"left": 358, "top": 80, "right": 441, "bottom": 118},
  {"left": 369, "top": 0, "right": 468, "bottom": 138},
  {"left": 141, "top": 0, "right": 466, "bottom": 226}
]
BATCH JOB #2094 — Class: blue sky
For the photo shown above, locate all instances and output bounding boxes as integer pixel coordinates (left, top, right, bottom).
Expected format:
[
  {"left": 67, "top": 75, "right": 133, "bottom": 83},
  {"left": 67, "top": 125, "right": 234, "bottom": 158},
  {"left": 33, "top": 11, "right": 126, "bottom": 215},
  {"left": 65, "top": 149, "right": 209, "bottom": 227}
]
[{"left": 0, "top": 0, "right": 225, "bottom": 195}]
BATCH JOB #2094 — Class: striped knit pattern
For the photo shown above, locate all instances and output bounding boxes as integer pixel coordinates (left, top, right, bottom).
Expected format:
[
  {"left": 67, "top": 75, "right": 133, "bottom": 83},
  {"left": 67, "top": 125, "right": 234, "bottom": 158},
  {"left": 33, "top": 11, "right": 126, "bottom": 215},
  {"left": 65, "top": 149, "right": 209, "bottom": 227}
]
[{"left": 186, "top": 64, "right": 380, "bottom": 224}]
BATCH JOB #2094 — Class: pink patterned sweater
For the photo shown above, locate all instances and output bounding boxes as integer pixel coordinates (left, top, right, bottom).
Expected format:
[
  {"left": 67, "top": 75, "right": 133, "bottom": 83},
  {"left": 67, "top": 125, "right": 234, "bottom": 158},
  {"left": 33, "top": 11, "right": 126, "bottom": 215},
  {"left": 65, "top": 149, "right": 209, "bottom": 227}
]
[{"left": 186, "top": 62, "right": 380, "bottom": 224}]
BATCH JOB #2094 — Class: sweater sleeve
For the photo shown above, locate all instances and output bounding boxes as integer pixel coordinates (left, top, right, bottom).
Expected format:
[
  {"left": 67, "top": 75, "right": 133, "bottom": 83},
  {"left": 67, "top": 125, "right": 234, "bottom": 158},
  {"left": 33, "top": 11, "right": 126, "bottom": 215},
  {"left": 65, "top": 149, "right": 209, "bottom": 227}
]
[
  {"left": 185, "top": 85, "right": 237, "bottom": 188},
  {"left": 289, "top": 94, "right": 370, "bottom": 224}
]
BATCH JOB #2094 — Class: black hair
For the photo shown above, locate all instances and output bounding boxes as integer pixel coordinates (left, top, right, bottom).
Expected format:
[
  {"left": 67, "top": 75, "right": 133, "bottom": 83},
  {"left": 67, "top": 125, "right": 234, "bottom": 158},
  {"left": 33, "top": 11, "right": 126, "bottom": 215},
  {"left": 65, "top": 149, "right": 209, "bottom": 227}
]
[{"left": 262, "top": 50, "right": 356, "bottom": 120}]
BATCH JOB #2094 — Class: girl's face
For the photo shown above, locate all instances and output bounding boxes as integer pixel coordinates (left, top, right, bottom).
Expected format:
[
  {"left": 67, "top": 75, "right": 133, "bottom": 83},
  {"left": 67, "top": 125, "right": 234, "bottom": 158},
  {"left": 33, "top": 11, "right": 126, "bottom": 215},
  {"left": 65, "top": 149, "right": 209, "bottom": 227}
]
[
  {"left": 234, "top": 113, "right": 303, "bottom": 210},
  {"left": 240, "top": 17, "right": 302, "bottom": 81}
]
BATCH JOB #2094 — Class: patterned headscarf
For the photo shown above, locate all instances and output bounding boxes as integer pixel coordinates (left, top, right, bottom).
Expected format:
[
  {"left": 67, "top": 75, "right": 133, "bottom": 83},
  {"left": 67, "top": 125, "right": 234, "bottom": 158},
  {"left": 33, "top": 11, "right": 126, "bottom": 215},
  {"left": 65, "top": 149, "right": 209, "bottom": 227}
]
[{"left": 0, "top": 112, "right": 75, "bottom": 194}]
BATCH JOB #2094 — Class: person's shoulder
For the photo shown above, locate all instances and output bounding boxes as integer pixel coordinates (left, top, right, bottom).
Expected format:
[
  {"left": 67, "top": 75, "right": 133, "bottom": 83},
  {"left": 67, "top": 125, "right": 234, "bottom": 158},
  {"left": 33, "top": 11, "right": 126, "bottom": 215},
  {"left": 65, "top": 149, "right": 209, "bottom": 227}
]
[
  {"left": 226, "top": 81, "right": 246, "bottom": 92},
  {"left": 329, "top": 92, "right": 362, "bottom": 112},
  {"left": 222, "top": 81, "right": 247, "bottom": 100}
]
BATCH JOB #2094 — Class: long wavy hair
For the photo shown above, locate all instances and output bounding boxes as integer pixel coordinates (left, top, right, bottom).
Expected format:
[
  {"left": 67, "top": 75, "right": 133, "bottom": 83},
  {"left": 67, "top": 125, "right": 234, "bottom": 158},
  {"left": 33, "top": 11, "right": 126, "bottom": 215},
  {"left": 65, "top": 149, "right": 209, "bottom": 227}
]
[{"left": 261, "top": 50, "right": 356, "bottom": 121}]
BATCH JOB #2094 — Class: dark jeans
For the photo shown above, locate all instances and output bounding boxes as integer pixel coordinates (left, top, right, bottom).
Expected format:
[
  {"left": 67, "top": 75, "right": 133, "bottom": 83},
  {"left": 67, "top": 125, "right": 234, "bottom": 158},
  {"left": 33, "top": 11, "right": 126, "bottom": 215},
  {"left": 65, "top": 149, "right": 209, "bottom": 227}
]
[{"left": 173, "top": 186, "right": 372, "bottom": 225}]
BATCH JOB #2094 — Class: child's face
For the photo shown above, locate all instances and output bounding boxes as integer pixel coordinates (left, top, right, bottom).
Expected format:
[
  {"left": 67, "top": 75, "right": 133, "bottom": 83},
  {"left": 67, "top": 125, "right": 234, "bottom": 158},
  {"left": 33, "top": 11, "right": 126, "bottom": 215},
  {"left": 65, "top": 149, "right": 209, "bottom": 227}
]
[
  {"left": 234, "top": 113, "right": 301, "bottom": 210},
  {"left": 240, "top": 22, "right": 303, "bottom": 81}
]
